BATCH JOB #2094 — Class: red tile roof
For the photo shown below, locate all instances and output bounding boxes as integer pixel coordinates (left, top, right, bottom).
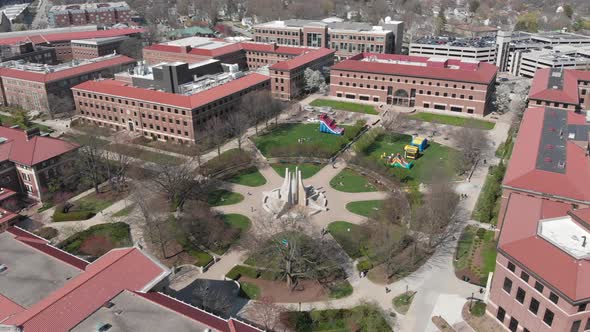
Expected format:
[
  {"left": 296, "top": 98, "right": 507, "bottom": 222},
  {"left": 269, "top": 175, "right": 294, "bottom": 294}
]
[
  {"left": 528, "top": 68, "right": 581, "bottom": 104},
  {"left": 0, "top": 28, "right": 144, "bottom": 46},
  {"left": 270, "top": 48, "right": 335, "bottom": 71},
  {"left": 0, "top": 187, "right": 17, "bottom": 203},
  {"left": 0, "top": 126, "right": 79, "bottom": 166},
  {"left": 569, "top": 208, "right": 590, "bottom": 226},
  {"left": 4, "top": 247, "right": 169, "bottom": 332},
  {"left": 503, "top": 107, "right": 590, "bottom": 202},
  {"left": 0, "top": 55, "right": 135, "bottom": 83},
  {"left": 0, "top": 294, "right": 24, "bottom": 322},
  {"left": 7, "top": 227, "right": 89, "bottom": 270},
  {"left": 134, "top": 291, "right": 263, "bottom": 332},
  {"left": 499, "top": 194, "right": 590, "bottom": 302},
  {"left": 72, "top": 73, "right": 270, "bottom": 109},
  {"left": 331, "top": 53, "right": 497, "bottom": 84}
]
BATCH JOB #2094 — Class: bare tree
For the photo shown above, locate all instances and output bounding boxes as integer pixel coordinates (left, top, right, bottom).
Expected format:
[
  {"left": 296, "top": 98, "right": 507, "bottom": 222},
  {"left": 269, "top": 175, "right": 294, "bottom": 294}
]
[
  {"left": 118, "top": 38, "right": 143, "bottom": 59},
  {"left": 240, "top": 90, "right": 267, "bottom": 136},
  {"left": 414, "top": 167, "right": 459, "bottom": 250},
  {"left": 225, "top": 111, "right": 251, "bottom": 150},
  {"left": 454, "top": 124, "right": 489, "bottom": 175},
  {"left": 103, "top": 140, "right": 132, "bottom": 192},
  {"left": 46, "top": 93, "right": 74, "bottom": 118},
  {"left": 381, "top": 110, "right": 408, "bottom": 132},
  {"left": 149, "top": 156, "right": 204, "bottom": 211},
  {"left": 205, "top": 116, "right": 227, "bottom": 156},
  {"left": 192, "top": 279, "right": 234, "bottom": 316},
  {"left": 244, "top": 212, "right": 342, "bottom": 289},
  {"left": 74, "top": 133, "right": 108, "bottom": 194},
  {"left": 245, "top": 296, "right": 285, "bottom": 331}
]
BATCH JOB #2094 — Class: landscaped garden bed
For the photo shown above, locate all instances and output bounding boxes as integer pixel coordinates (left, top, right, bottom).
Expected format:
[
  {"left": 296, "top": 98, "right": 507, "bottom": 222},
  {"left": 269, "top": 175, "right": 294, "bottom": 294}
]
[
  {"left": 408, "top": 112, "right": 495, "bottom": 130},
  {"left": 309, "top": 99, "right": 379, "bottom": 115},
  {"left": 472, "top": 163, "right": 506, "bottom": 224},
  {"left": 53, "top": 188, "right": 129, "bottom": 222},
  {"left": 330, "top": 168, "right": 377, "bottom": 193},
  {"left": 454, "top": 226, "right": 497, "bottom": 286},
  {"left": 59, "top": 222, "right": 132, "bottom": 257},
  {"left": 280, "top": 304, "right": 390, "bottom": 331}
]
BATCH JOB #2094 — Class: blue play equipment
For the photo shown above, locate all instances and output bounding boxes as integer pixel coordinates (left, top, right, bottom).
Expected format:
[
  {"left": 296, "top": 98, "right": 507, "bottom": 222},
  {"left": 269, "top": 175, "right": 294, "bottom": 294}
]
[
  {"left": 410, "top": 135, "right": 428, "bottom": 152},
  {"left": 319, "top": 113, "right": 344, "bottom": 135}
]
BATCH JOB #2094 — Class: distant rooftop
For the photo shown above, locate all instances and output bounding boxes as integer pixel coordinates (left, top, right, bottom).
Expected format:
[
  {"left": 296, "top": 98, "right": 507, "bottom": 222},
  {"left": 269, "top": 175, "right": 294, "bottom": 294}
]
[
  {"left": 1, "top": 3, "right": 29, "bottom": 21},
  {"left": 164, "top": 36, "right": 234, "bottom": 49},
  {"left": 255, "top": 19, "right": 393, "bottom": 34},
  {"left": 538, "top": 216, "right": 590, "bottom": 259},
  {"left": 71, "top": 35, "right": 129, "bottom": 46},
  {"left": 412, "top": 35, "right": 496, "bottom": 48},
  {"left": 50, "top": 1, "right": 129, "bottom": 12}
]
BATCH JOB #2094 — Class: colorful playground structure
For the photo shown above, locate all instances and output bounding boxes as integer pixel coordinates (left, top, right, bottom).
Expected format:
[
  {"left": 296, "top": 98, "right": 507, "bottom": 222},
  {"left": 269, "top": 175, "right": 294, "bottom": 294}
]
[
  {"left": 319, "top": 113, "right": 344, "bottom": 135},
  {"left": 381, "top": 152, "right": 413, "bottom": 169},
  {"left": 403, "top": 136, "right": 428, "bottom": 160}
]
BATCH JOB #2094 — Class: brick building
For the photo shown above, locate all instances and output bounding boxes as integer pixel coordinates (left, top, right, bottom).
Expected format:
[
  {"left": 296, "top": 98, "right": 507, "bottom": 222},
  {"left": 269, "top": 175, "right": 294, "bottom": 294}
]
[
  {"left": 48, "top": 2, "right": 131, "bottom": 27},
  {"left": 489, "top": 106, "right": 590, "bottom": 332},
  {"left": 0, "top": 27, "right": 143, "bottom": 62},
  {"left": 143, "top": 37, "right": 335, "bottom": 100},
  {"left": 0, "top": 126, "right": 78, "bottom": 203},
  {"left": 528, "top": 68, "right": 590, "bottom": 112},
  {"left": 0, "top": 54, "right": 135, "bottom": 117},
  {"left": 328, "top": 53, "right": 497, "bottom": 116},
  {"left": 72, "top": 70, "right": 270, "bottom": 144},
  {"left": 70, "top": 36, "right": 129, "bottom": 60},
  {"left": 0, "top": 41, "right": 56, "bottom": 65},
  {"left": 253, "top": 18, "right": 404, "bottom": 60}
]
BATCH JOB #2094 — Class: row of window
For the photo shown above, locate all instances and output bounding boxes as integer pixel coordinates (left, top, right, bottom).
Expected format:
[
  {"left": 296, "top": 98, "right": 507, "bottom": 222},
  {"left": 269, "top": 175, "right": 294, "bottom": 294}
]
[
  {"left": 337, "top": 73, "right": 479, "bottom": 90},
  {"left": 76, "top": 92, "right": 189, "bottom": 115}
]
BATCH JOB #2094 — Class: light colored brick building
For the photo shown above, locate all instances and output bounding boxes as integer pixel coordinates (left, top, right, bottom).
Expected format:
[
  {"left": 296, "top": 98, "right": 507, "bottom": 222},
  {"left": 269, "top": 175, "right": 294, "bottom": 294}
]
[
  {"left": 328, "top": 53, "right": 497, "bottom": 116},
  {"left": 70, "top": 36, "right": 129, "bottom": 60},
  {"left": 48, "top": 2, "right": 131, "bottom": 27}
]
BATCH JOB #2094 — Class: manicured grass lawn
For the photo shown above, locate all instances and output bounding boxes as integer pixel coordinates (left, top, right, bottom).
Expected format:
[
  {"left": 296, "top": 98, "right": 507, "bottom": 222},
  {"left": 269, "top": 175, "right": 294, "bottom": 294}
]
[
  {"left": 239, "top": 281, "right": 260, "bottom": 299},
  {"left": 408, "top": 112, "right": 495, "bottom": 130},
  {"left": 187, "top": 248, "right": 214, "bottom": 267},
  {"left": 330, "top": 168, "right": 377, "bottom": 193},
  {"left": 309, "top": 99, "right": 379, "bottom": 115},
  {"left": 283, "top": 305, "right": 390, "bottom": 331},
  {"left": 221, "top": 214, "right": 251, "bottom": 232},
  {"left": 345, "top": 200, "right": 384, "bottom": 218},
  {"left": 393, "top": 291, "right": 416, "bottom": 314},
  {"left": 108, "top": 143, "right": 184, "bottom": 165},
  {"left": 53, "top": 189, "right": 128, "bottom": 222},
  {"left": 0, "top": 111, "right": 53, "bottom": 133},
  {"left": 112, "top": 204, "right": 135, "bottom": 217},
  {"left": 327, "top": 221, "right": 369, "bottom": 259},
  {"left": 470, "top": 302, "right": 487, "bottom": 317},
  {"left": 328, "top": 280, "right": 353, "bottom": 299},
  {"left": 59, "top": 222, "right": 131, "bottom": 256},
  {"left": 271, "top": 163, "right": 323, "bottom": 179},
  {"left": 224, "top": 166, "right": 267, "bottom": 187},
  {"left": 363, "top": 133, "right": 458, "bottom": 186},
  {"left": 207, "top": 189, "right": 244, "bottom": 206},
  {"left": 454, "top": 226, "right": 497, "bottom": 285},
  {"left": 253, "top": 123, "right": 351, "bottom": 158}
]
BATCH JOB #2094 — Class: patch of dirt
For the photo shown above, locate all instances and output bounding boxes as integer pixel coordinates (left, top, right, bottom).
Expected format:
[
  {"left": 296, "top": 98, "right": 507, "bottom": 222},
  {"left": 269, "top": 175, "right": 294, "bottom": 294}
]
[
  {"left": 79, "top": 235, "right": 114, "bottom": 256},
  {"left": 240, "top": 277, "right": 328, "bottom": 303},
  {"left": 144, "top": 237, "right": 195, "bottom": 268},
  {"left": 462, "top": 302, "right": 504, "bottom": 332},
  {"left": 454, "top": 242, "right": 486, "bottom": 287},
  {"left": 432, "top": 315, "right": 456, "bottom": 332}
]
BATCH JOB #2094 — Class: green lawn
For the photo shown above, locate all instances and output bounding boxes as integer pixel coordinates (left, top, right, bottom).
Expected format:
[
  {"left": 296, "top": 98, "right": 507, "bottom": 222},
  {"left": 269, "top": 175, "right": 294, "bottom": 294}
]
[
  {"left": 454, "top": 226, "right": 497, "bottom": 285},
  {"left": 0, "top": 110, "right": 54, "bottom": 133},
  {"left": 309, "top": 99, "right": 379, "bottom": 115},
  {"left": 59, "top": 222, "right": 131, "bottom": 256},
  {"left": 283, "top": 305, "right": 390, "bottom": 331},
  {"left": 224, "top": 166, "right": 267, "bottom": 187},
  {"left": 108, "top": 143, "right": 184, "bottom": 165},
  {"left": 329, "top": 280, "right": 353, "bottom": 299},
  {"left": 221, "top": 214, "right": 251, "bottom": 232},
  {"left": 239, "top": 281, "right": 260, "bottom": 299},
  {"left": 187, "top": 248, "right": 214, "bottom": 267},
  {"left": 207, "top": 190, "right": 244, "bottom": 206},
  {"left": 112, "top": 204, "right": 135, "bottom": 217},
  {"left": 327, "top": 221, "right": 370, "bottom": 259},
  {"left": 253, "top": 123, "right": 351, "bottom": 158},
  {"left": 362, "top": 133, "right": 458, "bottom": 186},
  {"left": 408, "top": 112, "right": 495, "bottom": 130},
  {"left": 53, "top": 189, "right": 128, "bottom": 222},
  {"left": 345, "top": 200, "right": 384, "bottom": 218},
  {"left": 393, "top": 291, "right": 416, "bottom": 314},
  {"left": 330, "top": 168, "right": 377, "bottom": 193},
  {"left": 271, "top": 163, "right": 324, "bottom": 179}
]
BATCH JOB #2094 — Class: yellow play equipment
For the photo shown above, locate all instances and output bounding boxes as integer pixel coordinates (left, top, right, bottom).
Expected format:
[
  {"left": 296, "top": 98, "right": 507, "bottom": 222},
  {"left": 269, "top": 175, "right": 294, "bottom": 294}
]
[{"left": 404, "top": 145, "right": 419, "bottom": 159}]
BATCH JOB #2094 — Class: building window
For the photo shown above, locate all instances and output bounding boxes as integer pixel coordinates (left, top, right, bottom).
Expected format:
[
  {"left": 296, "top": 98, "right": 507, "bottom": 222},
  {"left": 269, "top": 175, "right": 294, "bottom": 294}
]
[
  {"left": 509, "top": 317, "right": 518, "bottom": 332},
  {"left": 549, "top": 292, "right": 559, "bottom": 304},
  {"left": 543, "top": 309, "right": 554, "bottom": 327},
  {"left": 571, "top": 320, "right": 581, "bottom": 332},
  {"left": 529, "top": 298, "right": 539, "bottom": 315},
  {"left": 516, "top": 287, "right": 526, "bottom": 303},
  {"left": 585, "top": 318, "right": 590, "bottom": 331},
  {"left": 503, "top": 277, "right": 512, "bottom": 294},
  {"left": 520, "top": 271, "right": 529, "bottom": 282},
  {"left": 578, "top": 303, "right": 587, "bottom": 312},
  {"left": 496, "top": 307, "right": 506, "bottom": 323},
  {"left": 534, "top": 281, "right": 544, "bottom": 293}
]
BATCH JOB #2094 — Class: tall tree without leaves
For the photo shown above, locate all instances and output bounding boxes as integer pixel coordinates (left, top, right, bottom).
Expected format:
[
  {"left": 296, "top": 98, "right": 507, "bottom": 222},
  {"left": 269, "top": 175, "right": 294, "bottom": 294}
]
[
  {"left": 455, "top": 123, "right": 489, "bottom": 175},
  {"left": 304, "top": 68, "right": 325, "bottom": 93},
  {"left": 226, "top": 111, "right": 251, "bottom": 150}
]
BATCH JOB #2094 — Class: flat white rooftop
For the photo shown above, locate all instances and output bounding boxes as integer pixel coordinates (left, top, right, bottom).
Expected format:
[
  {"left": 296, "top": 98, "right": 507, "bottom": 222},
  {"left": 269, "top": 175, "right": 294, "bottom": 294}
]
[
  {"left": 164, "top": 37, "right": 234, "bottom": 49},
  {"left": 538, "top": 216, "right": 590, "bottom": 259}
]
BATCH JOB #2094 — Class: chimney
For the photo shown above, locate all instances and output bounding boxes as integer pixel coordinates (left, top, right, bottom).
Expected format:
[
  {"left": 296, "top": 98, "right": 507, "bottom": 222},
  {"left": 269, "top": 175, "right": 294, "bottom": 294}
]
[{"left": 25, "top": 127, "right": 40, "bottom": 141}]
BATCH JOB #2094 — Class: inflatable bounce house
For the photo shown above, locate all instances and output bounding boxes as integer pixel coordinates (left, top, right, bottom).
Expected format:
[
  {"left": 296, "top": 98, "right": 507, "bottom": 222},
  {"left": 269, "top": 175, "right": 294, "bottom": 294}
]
[
  {"left": 381, "top": 152, "right": 413, "bottom": 169},
  {"left": 404, "top": 136, "right": 428, "bottom": 160},
  {"left": 319, "top": 113, "right": 344, "bottom": 135}
]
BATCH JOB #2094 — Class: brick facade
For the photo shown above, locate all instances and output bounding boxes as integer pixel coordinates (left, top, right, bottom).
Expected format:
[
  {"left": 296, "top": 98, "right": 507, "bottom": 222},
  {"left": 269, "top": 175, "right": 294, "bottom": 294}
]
[{"left": 49, "top": 2, "right": 131, "bottom": 27}]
